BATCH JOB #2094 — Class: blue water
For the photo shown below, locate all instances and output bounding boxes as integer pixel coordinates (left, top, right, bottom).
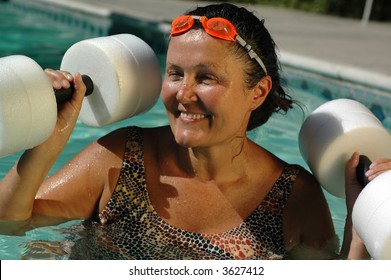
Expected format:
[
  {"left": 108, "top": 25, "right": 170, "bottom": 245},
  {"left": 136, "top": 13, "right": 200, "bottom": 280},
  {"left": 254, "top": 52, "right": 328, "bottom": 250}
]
[{"left": 0, "top": 1, "right": 390, "bottom": 259}]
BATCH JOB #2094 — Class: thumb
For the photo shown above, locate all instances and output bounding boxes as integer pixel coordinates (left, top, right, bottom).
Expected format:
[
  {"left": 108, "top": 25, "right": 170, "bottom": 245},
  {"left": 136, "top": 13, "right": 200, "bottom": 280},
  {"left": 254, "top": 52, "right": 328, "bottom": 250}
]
[
  {"left": 345, "top": 152, "right": 364, "bottom": 214},
  {"left": 71, "top": 73, "right": 87, "bottom": 110},
  {"left": 345, "top": 152, "right": 360, "bottom": 186}
]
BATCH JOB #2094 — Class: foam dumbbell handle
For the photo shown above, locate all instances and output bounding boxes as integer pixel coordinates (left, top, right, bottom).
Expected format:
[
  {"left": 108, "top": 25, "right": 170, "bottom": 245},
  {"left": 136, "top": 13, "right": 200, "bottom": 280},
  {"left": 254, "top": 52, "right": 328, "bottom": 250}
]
[
  {"left": 54, "top": 74, "right": 94, "bottom": 104},
  {"left": 356, "top": 155, "right": 372, "bottom": 187}
]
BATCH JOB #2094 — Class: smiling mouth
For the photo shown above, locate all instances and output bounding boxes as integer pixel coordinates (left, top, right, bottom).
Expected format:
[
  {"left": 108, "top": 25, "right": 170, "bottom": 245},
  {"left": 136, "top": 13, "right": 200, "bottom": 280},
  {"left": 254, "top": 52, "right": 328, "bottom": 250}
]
[{"left": 176, "top": 111, "right": 210, "bottom": 120}]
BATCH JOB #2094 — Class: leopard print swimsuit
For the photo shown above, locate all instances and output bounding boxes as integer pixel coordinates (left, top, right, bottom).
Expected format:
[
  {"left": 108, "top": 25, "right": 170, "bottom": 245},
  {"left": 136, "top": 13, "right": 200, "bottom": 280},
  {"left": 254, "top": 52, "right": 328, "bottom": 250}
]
[{"left": 68, "top": 126, "right": 300, "bottom": 259}]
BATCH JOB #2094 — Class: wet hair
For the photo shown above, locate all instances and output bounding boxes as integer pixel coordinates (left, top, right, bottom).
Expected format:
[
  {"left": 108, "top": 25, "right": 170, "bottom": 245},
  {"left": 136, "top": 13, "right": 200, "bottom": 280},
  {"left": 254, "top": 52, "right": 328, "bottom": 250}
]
[{"left": 186, "top": 3, "right": 294, "bottom": 131}]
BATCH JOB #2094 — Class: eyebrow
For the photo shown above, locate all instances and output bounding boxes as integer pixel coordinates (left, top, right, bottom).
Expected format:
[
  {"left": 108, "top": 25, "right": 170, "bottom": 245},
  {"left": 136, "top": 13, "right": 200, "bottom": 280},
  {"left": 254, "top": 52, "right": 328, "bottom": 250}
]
[{"left": 166, "top": 61, "right": 226, "bottom": 73}]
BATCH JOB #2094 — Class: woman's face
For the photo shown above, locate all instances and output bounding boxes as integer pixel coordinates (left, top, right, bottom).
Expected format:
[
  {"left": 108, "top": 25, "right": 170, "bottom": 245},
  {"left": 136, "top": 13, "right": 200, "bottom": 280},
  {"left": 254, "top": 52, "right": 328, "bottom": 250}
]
[{"left": 162, "top": 29, "right": 259, "bottom": 149}]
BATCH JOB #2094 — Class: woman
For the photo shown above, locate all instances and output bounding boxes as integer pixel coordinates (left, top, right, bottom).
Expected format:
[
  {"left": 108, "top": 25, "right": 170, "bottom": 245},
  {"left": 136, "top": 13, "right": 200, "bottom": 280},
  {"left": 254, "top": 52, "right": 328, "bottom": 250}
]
[{"left": 0, "top": 3, "right": 380, "bottom": 259}]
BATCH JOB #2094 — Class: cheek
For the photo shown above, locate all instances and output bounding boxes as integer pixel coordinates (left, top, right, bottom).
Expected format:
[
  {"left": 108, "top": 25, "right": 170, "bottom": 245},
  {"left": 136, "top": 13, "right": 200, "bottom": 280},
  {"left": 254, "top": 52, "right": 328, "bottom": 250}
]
[{"left": 161, "top": 79, "right": 177, "bottom": 108}]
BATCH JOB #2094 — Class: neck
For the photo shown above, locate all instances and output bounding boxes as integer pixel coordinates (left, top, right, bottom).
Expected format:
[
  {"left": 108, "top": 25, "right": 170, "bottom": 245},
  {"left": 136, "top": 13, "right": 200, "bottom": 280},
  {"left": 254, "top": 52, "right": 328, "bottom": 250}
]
[{"left": 184, "top": 136, "right": 250, "bottom": 184}]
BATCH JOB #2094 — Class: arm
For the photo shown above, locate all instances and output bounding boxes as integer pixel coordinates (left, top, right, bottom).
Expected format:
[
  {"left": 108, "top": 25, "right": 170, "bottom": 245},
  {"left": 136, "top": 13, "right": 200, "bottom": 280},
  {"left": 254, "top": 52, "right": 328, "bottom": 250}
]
[
  {"left": 0, "top": 70, "right": 85, "bottom": 220},
  {"left": 0, "top": 127, "right": 127, "bottom": 236},
  {"left": 0, "top": 70, "right": 124, "bottom": 235},
  {"left": 0, "top": 69, "right": 96, "bottom": 234},
  {"left": 285, "top": 162, "right": 370, "bottom": 260},
  {"left": 284, "top": 166, "right": 338, "bottom": 259},
  {"left": 32, "top": 127, "right": 127, "bottom": 219}
]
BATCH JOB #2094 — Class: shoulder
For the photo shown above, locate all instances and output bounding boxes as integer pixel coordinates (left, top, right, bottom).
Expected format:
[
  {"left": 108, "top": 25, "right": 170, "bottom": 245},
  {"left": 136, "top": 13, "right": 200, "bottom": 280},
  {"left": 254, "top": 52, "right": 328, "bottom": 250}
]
[
  {"left": 285, "top": 165, "right": 329, "bottom": 217},
  {"left": 97, "top": 125, "right": 172, "bottom": 158},
  {"left": 84, "top": 126, "right": 140, "bottom": 177},
  {"left": 283, "top": 165, "right": 335, "bottom": 251},
  {"left": 285, "top": 165, "right": 324, "bottom": 199},
  {"left": 292, "top": 165, "right": 320, "bottom": 190},
  {"left": 96, "top": 126, "right": 157, "bottom": 157},
  {"left": 97, "top": 126, "right": 135, "bottom": 149}
]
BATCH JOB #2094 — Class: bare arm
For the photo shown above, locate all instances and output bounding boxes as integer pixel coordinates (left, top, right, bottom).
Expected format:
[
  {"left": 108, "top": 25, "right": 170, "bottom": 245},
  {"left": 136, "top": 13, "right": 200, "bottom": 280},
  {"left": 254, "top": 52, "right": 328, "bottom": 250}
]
[
  {"left": 285, "top": 160, "right": 371, "bottom": 260},
  {"left": 284, "top": 167, "right": 338, "bottom": 259}
]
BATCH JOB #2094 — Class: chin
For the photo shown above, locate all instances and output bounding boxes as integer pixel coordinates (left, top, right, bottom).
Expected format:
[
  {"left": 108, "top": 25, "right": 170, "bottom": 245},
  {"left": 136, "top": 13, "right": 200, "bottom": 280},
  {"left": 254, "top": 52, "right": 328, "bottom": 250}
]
[
  {"left": 174, "top": 134, "right": 198, "bottom": 148},
  {"left": 172, "top": 128, "right": 204, "bottom": 148}
]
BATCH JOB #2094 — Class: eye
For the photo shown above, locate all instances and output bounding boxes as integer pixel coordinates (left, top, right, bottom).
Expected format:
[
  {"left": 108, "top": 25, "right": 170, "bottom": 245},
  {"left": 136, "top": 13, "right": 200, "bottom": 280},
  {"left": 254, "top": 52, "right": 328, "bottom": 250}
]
[
  {"left": 166, "top": 68, "right": 183, "bottom": 81},
  {"left": 197, "top": 73, "right": 217, "bottom": 85}
]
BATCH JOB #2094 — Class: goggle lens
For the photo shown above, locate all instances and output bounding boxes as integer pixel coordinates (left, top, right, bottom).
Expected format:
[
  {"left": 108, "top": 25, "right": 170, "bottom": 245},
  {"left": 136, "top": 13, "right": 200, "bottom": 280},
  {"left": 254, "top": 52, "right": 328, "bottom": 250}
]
[
  {"left": 203, "top": 17, "right": 236, "bottom": 41},
  {"left": 171, "top": 15, "right": 195, "bottom": 35}
]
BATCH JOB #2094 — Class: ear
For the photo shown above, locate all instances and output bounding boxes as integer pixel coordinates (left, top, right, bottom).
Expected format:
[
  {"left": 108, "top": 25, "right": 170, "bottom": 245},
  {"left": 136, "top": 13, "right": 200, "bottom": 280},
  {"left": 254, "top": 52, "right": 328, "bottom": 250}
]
[{"left": 249, "top": 75, "right": 272, "bottom": 111}]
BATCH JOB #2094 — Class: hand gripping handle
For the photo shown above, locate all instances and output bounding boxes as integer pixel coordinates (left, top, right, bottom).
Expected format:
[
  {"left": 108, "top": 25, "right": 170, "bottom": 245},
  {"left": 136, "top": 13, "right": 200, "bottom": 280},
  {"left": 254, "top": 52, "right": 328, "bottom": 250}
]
[{"left": 54, "top": 74, "right": 94, "bottom": 103}]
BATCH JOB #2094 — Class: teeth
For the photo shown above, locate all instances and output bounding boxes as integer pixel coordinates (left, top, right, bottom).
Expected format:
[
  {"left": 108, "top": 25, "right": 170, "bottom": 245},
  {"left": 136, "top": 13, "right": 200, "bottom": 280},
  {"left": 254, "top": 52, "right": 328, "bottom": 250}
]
[{"left": 181, "top": 112, "right": 207, "bottom": 120}]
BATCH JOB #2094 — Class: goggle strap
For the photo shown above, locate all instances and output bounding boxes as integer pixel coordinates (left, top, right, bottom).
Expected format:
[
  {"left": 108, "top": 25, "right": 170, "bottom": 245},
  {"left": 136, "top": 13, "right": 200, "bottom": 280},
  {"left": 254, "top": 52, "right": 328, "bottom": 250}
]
[{"left": 236, "top": 35, "right": 268, "bottom": 75}]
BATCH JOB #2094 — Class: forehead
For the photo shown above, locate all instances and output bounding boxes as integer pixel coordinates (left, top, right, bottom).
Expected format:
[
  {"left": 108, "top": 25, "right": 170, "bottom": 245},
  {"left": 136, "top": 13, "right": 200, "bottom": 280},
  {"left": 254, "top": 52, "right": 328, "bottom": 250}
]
[{"left": 167, "top": 29, "right": 235, "bottom": 67}]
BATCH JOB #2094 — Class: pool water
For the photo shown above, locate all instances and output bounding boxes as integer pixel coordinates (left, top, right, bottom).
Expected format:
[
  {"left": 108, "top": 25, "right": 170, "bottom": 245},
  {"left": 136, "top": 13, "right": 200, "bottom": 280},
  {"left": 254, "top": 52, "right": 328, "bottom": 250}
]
[{"left": 0, "top": 1, "right": 390, "bottom": 259}]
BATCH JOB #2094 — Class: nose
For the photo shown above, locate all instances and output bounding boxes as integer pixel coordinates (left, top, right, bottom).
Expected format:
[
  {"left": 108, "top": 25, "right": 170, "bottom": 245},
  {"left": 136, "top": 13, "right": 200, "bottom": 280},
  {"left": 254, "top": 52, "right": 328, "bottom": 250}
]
[{"left": 176, "top": 79, "right": 198, "bottom": 103}]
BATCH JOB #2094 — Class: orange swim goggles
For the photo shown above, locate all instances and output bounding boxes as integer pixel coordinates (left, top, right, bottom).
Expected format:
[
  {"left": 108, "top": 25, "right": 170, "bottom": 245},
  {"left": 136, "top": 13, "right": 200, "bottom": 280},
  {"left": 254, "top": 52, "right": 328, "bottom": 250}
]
[{"left": 171, "top": 15, "right": 268, "bottom": 74}]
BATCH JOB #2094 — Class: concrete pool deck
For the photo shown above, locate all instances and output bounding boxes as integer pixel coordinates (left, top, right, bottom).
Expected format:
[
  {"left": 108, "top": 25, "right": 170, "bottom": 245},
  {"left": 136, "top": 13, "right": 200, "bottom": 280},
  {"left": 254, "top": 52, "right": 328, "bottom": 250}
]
[{"left": 26, "top": 0, "right": 391, "bottom": 92}]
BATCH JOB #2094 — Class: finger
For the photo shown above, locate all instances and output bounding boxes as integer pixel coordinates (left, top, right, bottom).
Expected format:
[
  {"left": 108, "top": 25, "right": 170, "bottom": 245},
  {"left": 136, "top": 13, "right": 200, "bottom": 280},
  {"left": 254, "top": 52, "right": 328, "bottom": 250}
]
[
  {"left": 366, "top": 158, "right": 391, "bottom": 180},
  {"left": 370, "top": 158, "right": 391, "bottom": 170},
  {"left": 44, "top": 69, "right": 61, "bottom": 89},
  {"left": 44, "top": 69, "right": 73, "bottom": 90}
]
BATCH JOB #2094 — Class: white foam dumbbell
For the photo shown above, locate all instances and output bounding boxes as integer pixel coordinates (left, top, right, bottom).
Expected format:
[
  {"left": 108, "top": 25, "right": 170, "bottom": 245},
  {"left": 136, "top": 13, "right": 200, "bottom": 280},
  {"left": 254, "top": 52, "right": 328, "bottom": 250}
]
[
  {"left": 0, "top": 34, "right": 162, "bottom": 158},
  {"left": 298, "top": 98, "right": 391, "bottom": 197}
]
